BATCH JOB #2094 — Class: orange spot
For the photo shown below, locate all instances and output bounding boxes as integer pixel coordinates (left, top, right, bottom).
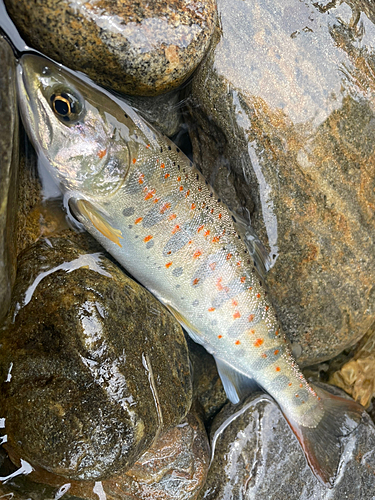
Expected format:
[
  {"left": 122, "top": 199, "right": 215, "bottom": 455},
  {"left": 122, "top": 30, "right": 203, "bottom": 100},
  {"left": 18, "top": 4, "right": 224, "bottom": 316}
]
[
  {"left": 210, "top": 209, "right": 214, "bottom": 214},
  {"left": 232, "top": 300, "right": 238, "bottom": 307},
  {"left": 275, "top": 330, "right": 280, "bottom": 336},
  {"left": 218, "top": 335, "right": 223, "bottom": 339},
  {"left": 97, "top": 149, "right": 107, "bottom": 159},
  {"left": 209, "top": 262, "right": 217, "bottom": 271},
  {"left": 160, "top": 163, "right": 165, "bottom": 168},
  {"left": 191, "top": 203, "right": 196, "bottom": 210},
  {"left": 233, "top": 311, "right": 241, "bottom": 319},
  {"left": 193, "top": 278, "right": 200, "bottom": 286},
  {"left": 276, "top": 366, "right": 280, "bottom": 372},
  {"left": 204, "top": 230, "right": 210, "bottom": 237},
  {"left": 254, "top": 338, "right": 264, "bottom": 348},
  {"left": 177, "top": 176, "right": 181, "bottom": 182},
  {"left": 274, "top": 350, "right": 279, "bottom": 355},
  {"left": 295, "top": 394, "right": 299, "bottom": 398},
  {"left": 164, "top": 173, "right": 170, "bottom": 179},
  {"left": 144, "top": 235, "right": 153, "bottom": 243},
  {"left": 240, "top": 276, "right": 246, "bottom": 283},
  {"left": 216, "top": 278, "right": 223, "bottom": 291},
  {"left": 235, "top": 340, "right": 241, "bottom": 345},
  {"left": 135, "top": 217, "right": 143, "bottom": 224},
  {"left": 146, "top": 144, "right": 150, "bottom": 149},
  {"left": 256, "top": 293, "right": 261, "bottom": 299},
  {"left": 250, "top": 329, "right": 255, "bottom": 334},
  {"left": 144, "top": 189, "right": 156, "bottom": 200},
  {"left": 218, "top": 213, "right": 222, "bottom": 219},
  {"left": 197, "top": 225, "right": 204, "bottom": 233},
  {"left": 188, "top": 240, "right": 192, "bottom": 244},
  {"left": 160, "top": 202, "right": 171, "bottom": 214},
  {"left": 237, "top": 261, "right": 241, "bottom": 267},
  {"left": 165, "top": 262, "right": 172, "bottom": 268},
  {"left": 299, "top": 383, "right": 303, "bottom": 388},
  {"left": 185, "top": 190, "right": 190, "bottom": 197},
  {"left": 248, "top": 286, "right": 253, "bottom": 291},
  {"left": 154, "top": 198, "right": 160, "bottom": 203},
  {"left": 212, "top": 236, "right": 220, "bottom": 243},
  {"left": 193, "top": 250, "right": 202, "bottom": 259},
  {"left": 172, "top": 224, "right": 180, "bottom": 234},
  {"left": 208, "top": 307, "right": 215, "bottom": 312},
  {"left": 289, "top": 383, "right": 292, "bottom": 387},
  {"left": 261, "top": 353, "right": 267, "bottom": 358},
  {"left": 132, "top": 158, "right": 137, "bottom": 164},
  {"left": 226, "top": 253, "right": 232, "bottom": 260},
  {"left": 265, "top": 306, "right": 269, "bottom": 312},
  {"left": 248, "top": 314, "right": 254, "bottom": 322},
  {"left": 138, "top": 174, "right": 144, "bottom": 184},
  {"left": 179, "top": 186, "right": 183, "bottom": 191},
  {"left": 169, "top": 213, "right": 177, "bottom": 220}
]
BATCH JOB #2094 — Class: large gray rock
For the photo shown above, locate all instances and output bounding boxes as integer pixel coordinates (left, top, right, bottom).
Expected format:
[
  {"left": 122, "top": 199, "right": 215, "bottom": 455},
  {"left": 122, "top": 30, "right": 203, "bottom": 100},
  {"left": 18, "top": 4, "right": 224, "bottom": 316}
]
[
  {"left": 199, "top": 386, "right": 375, "bottom": 499},
  {"left": 187, "top": 0, "right": 375, "bottom": 366},
  {"left": 0, "top": 35, "right": 19, "bottom": 323},
  {"left": 4, "top": 0, "right": 217, "bottom": 96},
  {"left": 0, "top": 234, "right": 192, "bottom": 481}
]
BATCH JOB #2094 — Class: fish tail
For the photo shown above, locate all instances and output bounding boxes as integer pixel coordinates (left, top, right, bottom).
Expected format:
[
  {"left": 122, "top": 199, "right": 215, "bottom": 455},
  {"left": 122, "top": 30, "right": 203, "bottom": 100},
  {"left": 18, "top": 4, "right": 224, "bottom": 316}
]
[{"left": 286, "top": 386, "right": 364, "bottom": 486}]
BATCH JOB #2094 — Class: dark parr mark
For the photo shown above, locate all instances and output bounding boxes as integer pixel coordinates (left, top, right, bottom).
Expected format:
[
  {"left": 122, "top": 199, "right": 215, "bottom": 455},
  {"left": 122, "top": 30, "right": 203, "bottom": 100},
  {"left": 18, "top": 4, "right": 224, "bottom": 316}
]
[{"left": 172, "top": 267, "right": 183, "bottom": 277}]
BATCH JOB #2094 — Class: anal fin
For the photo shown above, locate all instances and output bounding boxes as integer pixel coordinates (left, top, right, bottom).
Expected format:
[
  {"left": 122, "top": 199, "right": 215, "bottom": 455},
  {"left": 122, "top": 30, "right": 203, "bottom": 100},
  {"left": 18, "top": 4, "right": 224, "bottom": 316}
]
[{"left": 215, "top": 358, "right": 259, "bottom": 404}]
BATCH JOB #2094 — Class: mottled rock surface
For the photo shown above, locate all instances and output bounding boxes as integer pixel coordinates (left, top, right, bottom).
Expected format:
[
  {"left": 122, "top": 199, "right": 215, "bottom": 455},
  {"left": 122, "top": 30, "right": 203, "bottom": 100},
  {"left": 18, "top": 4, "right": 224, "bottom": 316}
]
[
  {"left": 187, "top": 0, "right": 375, "bottom": 366},
  {"left": 199, "top": 386, "right": 375, "bottom": 499},
  {"left": 0, "top": 405, "right": 209, "bottom": 500},
  {"left": 0, "top": 35, "right": 19, "bottom": 323},
  {"left": 4, "top": 0, "right": 217, "bottom": 96},
  {"left": 0, "top": 235, "right": 192, "bottom": 481}
]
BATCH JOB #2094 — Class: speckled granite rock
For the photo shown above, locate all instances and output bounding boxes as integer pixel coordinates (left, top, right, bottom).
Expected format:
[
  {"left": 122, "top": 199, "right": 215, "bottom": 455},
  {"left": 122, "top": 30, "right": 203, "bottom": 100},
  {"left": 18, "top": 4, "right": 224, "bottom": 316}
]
[
  {"left": 0, "top": 235, "right": 192, "bottom": 481},
  {"left": 0, "top": 405, "right": 209, "bottom": 500},
  {"left": 4, "top": 0, "right": 217, "bottom": 96},
  {"left": 187, "top": 0, "right": 375, "bottom": 366},
  {"left": 330, "top": 322, "right": 375, "bottom": 407},
  {"left": 0, "top": 35, "right": 19, "bottom": 323},
  {"left": 199, "top": 385, "right": 375, "bottom": 500}
]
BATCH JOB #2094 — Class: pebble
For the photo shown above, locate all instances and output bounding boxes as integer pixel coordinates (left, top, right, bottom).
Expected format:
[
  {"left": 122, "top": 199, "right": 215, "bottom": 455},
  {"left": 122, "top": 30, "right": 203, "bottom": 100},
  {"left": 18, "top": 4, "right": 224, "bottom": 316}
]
[
  {"left": 0, "top": 35, "right": 19, "bottom": 323},
  {"left": 187, "top": 0, "right": 375, "bottom": 366},
  {"left": 199, "top": 384, "right": 375, "bottom": 499},
  {"left": 4, "top": 0, "right": 217, "bottom": 96},
  {"left": 0, "top": 235, "right": 192, "bottom": 481}
]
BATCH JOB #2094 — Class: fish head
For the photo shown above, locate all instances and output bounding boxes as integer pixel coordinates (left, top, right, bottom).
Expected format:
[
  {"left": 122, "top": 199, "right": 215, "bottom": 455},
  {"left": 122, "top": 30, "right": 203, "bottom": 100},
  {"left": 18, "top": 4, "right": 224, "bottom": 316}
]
[{"left": 16, "top": 54, "right": 138, "bottom": 197}]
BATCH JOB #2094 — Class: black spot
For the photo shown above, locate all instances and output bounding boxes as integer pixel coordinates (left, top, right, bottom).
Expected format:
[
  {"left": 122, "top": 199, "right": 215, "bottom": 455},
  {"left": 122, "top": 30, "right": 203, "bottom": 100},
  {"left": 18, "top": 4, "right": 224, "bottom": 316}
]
[
  {"left": 168, "top": 145, "right": 172, "bottom": 150},
  {"left": 160, "top": 147, "right": 163, "bottom": 153},
  {"left": 217, "top": 199, "right": 221, "bottom": 203},
  {"left": 238, "top": 235, "right": 241, "bottom": 239},
  {"left": 124, "top": 113, "right": 128, "bottom": 118},
  {"left": 210, "top": 192, "right": 213, "bottom": 197},
  {"left": 232, "top": 215, "right": 237, "bottom": 223},
  {"left": 176, "top": 148, "right": 180, "bottom": 153},
  {"left": 196, "top": 174, "right": 199, "bottom": 181}
]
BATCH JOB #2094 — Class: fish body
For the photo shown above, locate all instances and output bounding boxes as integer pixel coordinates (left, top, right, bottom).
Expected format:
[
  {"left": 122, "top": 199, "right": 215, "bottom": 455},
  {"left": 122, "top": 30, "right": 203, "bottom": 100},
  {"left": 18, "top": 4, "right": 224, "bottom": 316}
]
[{"left": 16, "top": 54, "right": 363, "bottom": 485}]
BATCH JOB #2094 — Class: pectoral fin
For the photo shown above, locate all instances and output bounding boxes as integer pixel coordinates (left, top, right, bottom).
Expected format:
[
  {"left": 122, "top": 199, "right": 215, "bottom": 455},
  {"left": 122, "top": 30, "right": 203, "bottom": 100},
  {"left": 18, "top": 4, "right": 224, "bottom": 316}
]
[{"left": 75, "top": 199, "right": 123, "bottom": 247}]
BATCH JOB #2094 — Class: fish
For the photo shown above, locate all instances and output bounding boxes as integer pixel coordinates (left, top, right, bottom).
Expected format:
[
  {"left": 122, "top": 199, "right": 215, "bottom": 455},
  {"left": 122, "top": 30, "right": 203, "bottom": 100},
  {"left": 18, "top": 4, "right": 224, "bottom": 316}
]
[{"left": 16, "top": 53, "right": 364, "bottom": 486}]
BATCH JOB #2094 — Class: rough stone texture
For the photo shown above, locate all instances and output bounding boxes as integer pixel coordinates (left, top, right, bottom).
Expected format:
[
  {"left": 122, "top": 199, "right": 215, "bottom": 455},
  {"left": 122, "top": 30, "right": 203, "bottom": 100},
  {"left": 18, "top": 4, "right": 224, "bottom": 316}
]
[
  {"left": 0, "top": 35, "right": 19, "bottom": 323},
  {"left": 187, "top": 0, "right": 375, "bottom": 366},
  {"left": 4, "top": 0, "right": 217, "bottom": 96},
  {"left": 198, "top": 385, "right": 375, "bottom": 500},
  {"left": 0, "top": 405, "right": 209, "bottom": 500},
  {"left": 330, "top": 322, "right": 375, "bottom": 407},
  {"left": 0, "top": 235, "right": 192, "bottom": 481}
]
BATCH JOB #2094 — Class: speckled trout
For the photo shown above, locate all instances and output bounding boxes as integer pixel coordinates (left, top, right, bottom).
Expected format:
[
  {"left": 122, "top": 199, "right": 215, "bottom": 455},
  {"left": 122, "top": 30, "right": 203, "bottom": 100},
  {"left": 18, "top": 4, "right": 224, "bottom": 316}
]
[{"left": 16, "top": 53, "right": 363, "bottom": 486}]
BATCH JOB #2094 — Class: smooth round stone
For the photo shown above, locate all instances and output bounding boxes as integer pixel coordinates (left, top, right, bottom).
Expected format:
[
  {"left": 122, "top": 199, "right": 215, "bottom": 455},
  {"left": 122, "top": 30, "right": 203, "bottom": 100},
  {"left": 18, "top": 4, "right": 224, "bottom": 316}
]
[
  {"left": 187, "top": 0, "right": 375, "bottom": 366},
  {"left": 199, "top": 386, "right": 375, "bottom": 499},
  {"left": 0, "top": 35, "right": 19, "bottom": 323},
  {"left": 0, "top": 405, "right": 209, "bottom": 500},
  {"left": 0, "top": 235, "right": 192, "bottom": 481},
  {"left": 4, "top": 0, "right": 217, "bottom": 96}
]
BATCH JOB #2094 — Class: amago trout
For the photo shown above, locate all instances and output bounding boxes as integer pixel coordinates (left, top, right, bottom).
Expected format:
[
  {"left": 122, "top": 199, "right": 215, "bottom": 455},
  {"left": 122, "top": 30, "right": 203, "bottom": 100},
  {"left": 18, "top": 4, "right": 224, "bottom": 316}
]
[{"left": 16, "top": 53, "right": 364, "bottom": 485}]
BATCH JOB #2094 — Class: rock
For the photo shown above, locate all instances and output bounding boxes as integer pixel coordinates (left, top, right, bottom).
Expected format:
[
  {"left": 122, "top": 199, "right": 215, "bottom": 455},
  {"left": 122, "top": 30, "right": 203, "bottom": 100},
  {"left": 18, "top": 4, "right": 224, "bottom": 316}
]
[
  {"left": 199, "top": 384, "right": 375, "bottom": 499},
  {"left": 0, "top": 234, "right": 192, "bottom": 481},
  {"left": 0, "top": 35, "right": 19, "bottom": 323},
  {"left": 187, "top": 0, "right": 375, "bottom": 366},
  {"left": 4, "top": 0, "right": 217, "bottom": 96},
  {"left": 0, "top": 404, "right": 209, "bottom": 500},
  {"left": 330, "top": 322, "right": 375, "bottom": 408}
]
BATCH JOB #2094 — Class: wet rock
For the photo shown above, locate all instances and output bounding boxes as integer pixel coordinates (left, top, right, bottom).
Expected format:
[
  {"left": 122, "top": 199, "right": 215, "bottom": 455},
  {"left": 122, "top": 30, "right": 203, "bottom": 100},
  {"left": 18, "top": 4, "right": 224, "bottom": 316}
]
[
  {"left": 0, "top": 35, "right": 19, "bottom": 323},
  {"left": 0, "top": 404, "right": 209, "bottom": 500},
  {"left": 330, "top": 322, "right": 375, "bottom": 407},
  {"left": 187, "top": 0, "right": 375, "bottom": 366},
  {"left": 0, "top": 235, "right": 192, "bottom": 481},
  {"left": 4, "top": 0, "right": 217, "bottom": 96},
  {"left": 199, "top": 385, "right": 375, "bottom": 500}
]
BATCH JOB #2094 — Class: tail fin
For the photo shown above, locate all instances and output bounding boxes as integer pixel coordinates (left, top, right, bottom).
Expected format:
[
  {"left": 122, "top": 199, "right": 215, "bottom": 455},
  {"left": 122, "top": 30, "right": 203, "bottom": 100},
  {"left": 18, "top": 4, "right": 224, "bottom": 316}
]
[{"left": 287, "top": 386, "right": 364, "bottom": 486}]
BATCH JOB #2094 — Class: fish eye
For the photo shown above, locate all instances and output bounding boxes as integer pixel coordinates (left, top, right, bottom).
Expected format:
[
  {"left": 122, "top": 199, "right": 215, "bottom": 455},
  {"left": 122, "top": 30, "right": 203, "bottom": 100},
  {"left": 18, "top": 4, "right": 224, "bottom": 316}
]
[{"left": 50, "top": 90, "right": 84, "bottom": 123}]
